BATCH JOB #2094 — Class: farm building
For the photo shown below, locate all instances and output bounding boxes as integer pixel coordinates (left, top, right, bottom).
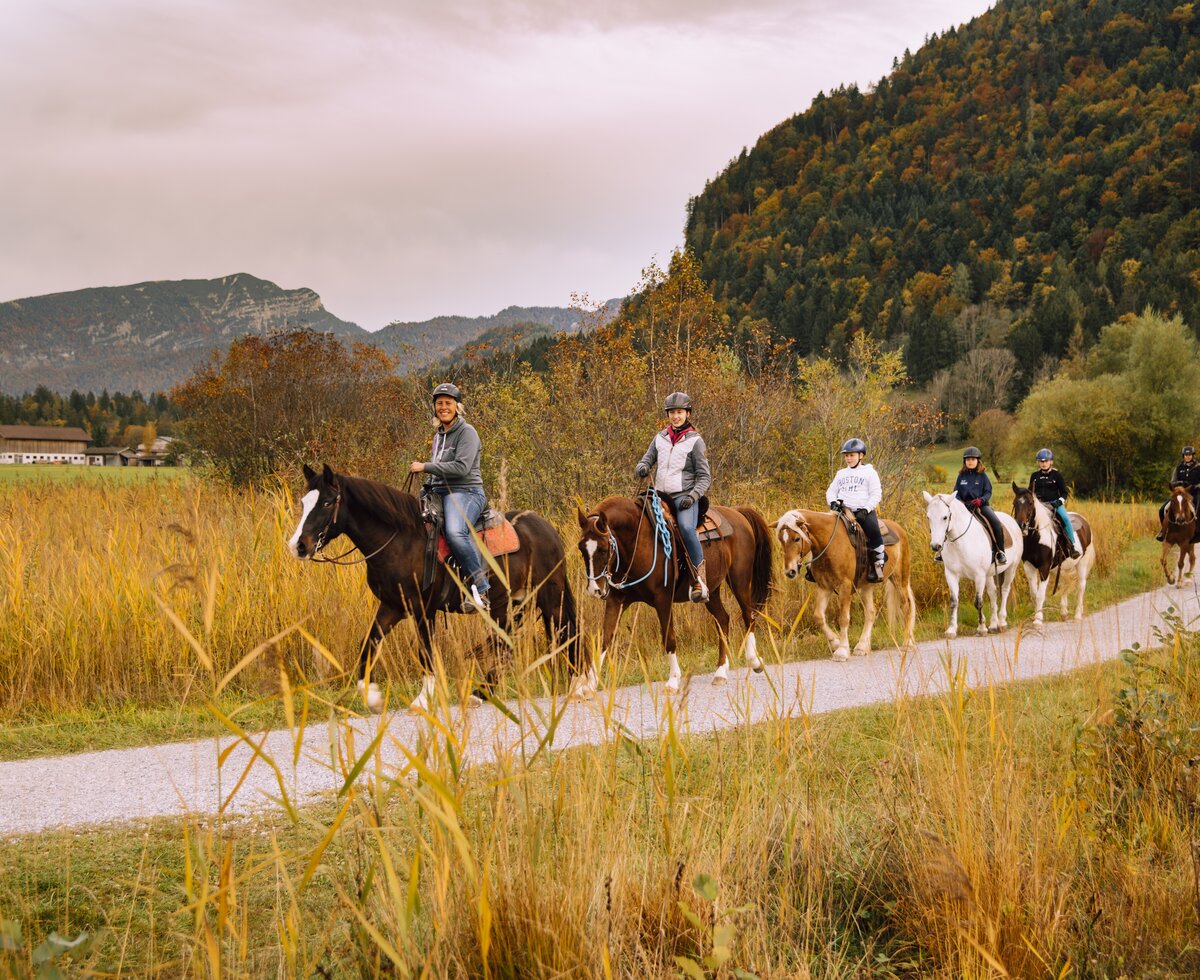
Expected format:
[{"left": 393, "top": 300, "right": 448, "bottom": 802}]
[
  {"left": 84, "top": 446, "right": 137, "bottom": 467},
  {"left": 0, "top": 425, "right": 91, "bottom": 465}
]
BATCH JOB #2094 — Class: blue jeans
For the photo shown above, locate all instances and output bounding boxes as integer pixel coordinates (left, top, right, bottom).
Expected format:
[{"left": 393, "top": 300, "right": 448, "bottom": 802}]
[
  {"left": 1053, "top": 502, "right": 1078, "bottom": 547},
  {"left": 674, "top": 495, "right": 705, "bottom": 569},
  {"left": 442, "top": 487, "right": 489, "bottom": 589}
]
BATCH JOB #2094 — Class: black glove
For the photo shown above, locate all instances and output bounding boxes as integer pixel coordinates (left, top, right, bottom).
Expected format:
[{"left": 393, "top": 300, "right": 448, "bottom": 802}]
[
  {"left": 635, "top": 463, "right": 650, "bottom": 479},
  {"left": 830, "top": 500, "right": 843, "bottom": 512},
  {"left": 677, "top": 495, "right": 694, "bottom": 511}
]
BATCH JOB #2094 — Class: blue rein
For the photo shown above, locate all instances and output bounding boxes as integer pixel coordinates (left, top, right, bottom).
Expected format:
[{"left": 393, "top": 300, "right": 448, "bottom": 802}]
[{"left": 602, "top": 490, "right": 675, "bottom": 590}]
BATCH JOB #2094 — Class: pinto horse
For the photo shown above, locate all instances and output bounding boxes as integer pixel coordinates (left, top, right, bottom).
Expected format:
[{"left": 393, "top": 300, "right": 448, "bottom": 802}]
[
  {"left": 922, "top": 492, "right": 1023, "bottom": 638},
  {"left": 1160, "top": 484, "right": 1197, "bottom": 586},
  {"left": 775, "top": 509, "right": 916, "bottom": 660},
  {"left": 1010, "top": 484, "right": 1095, "bottom": 627},
  {"left": 289, "top": 464, "right": 579, "bottom": 713},
  {"left": 573, "top": 494, "right": 774, "bottom": 698}
]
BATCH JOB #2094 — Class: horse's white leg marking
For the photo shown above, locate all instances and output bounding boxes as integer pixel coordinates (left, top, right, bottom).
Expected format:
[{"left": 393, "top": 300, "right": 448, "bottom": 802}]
[
  {"left": 288, "top": 489, "right": 319, "bottom": 557},
  {"left": 744, "top": 631, "right": 762, "bottom": 672},
  {"left": 1074, "top": 553, "right": 1092, "bottom": 621},
  {"left": 854, "top": 587, "right": 876, "bottom": 656},
  {"left": 407, "top": 674, "right": 437, "bottom": 714},
  {"left": 665, "top": 653, "right": 682, "bottom": 694},
  {"left": 357, "top": 678, "right": 384, "bottom": 714},
  {"left": 945, "top": 570, "right": 960, "bottom": 639},
  {"left": 814, "top": 589, "right": 840, "bottom": 652},
  {"left": 713, "top": 661, "right": 729, "bottom": 684},
  {"left": 835, "top": 585, "right": 853, "bottom": 661}
]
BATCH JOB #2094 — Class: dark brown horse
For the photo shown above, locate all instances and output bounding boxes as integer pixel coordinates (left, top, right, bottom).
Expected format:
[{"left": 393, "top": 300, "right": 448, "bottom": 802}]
[
  {"left": 573, "top": 493, "right": 773, "bottom": 698},
  {"left": 289, "top": 464, "right": 579, "bottom": 712},
  {"left": 1160, "top": 484, "right": 1197, "bottom": 586},
  {"left": 1010, "top": 484, "right": 1095, "bottom": 626}
]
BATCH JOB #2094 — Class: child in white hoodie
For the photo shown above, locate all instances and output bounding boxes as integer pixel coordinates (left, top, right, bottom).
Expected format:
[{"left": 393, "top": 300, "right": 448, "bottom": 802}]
[{"left": 826, "top": 437, "right": 885, "bottom": 582}]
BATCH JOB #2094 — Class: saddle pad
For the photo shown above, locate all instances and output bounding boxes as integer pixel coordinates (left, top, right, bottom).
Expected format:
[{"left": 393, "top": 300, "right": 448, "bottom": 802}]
[
  {"left": 878, "top": 520, "right": 900, "bottom": 546},
  {"left": 437, "top": 516, "right": 520, "bottom": 562},
  {"left": 971, "top": 512, "right": 1013, "bottom": 548},
  {"left": 697, "top": 510, "right": 733, "bottom": 543}
]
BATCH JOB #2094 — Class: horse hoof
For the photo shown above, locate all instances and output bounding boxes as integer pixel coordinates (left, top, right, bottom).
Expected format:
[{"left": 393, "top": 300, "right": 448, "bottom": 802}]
[
  {"left": 751, "top": 663, "right": 765, "bottom": 674},
  {"left": 852, "top": 646, "right": 870, "bottom": 657},
  {"left": 466, "top": 694, "right": 485, "bottom": 709},
  {"left": 832, "top": 647, "right": 850, "bottom": 662},
  {"left": 976, "top": 626, "right": 989, "bottom": 636},
  {"left": 711, "top": 675, "right": 727, "bottom": 686},
  {"left": 989, "top": 625, "right": 1003, "bottom": 634},
  {"left": 357, "top": 680, "right": 385, "bottom": 715},
  {"left": 944, "top": 628, "right": 958, "bottom": 639},
  {"left": 664, "top": 681, "right": 680, "bottom": 695}
]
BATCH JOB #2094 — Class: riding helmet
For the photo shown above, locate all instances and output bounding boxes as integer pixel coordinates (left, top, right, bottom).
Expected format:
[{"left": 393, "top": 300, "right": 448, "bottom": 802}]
[
  {"left": 431, "top": 382, "right": 463, "bottom": 403},
  {"left": 962, "top": 446, "right": 982, "bottom": 459},
  {"left": 840, "top": 437, "right": 867, "bottom": 454},
  {"left": 663, "top": 391, "right": 693, "bottom": 412},
  {"left": 1184, "top": 446, "right": 1196, "bottom": 456},
  {"left": 1035, "top": 448, "right": 1054, "bottom": 462}
]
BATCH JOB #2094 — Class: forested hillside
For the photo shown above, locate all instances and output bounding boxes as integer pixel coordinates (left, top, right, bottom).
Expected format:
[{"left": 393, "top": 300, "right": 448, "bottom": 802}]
[{"left": 685, "top": 0, "right": 1200, "bottom": 386}]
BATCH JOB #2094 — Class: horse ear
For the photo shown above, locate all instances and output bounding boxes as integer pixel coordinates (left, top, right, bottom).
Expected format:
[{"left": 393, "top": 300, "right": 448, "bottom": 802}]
[
  {"left": 303, "top": 463, "right": 316, "bottom": 482},
  {"left": 922, "top": 490, "right": 933, "bottom": 504},
  {"left": 594, "top": 512, "right": 608, "bottom": 534},
  {"left": 1011, "top": 481, "right": 1020, "bottom": 493},
  {"left": 577, "top": 505, "right": 589, "bottom": 530},
  {"left": 322, "top": 463, "right": 340, "bottom": 488}
]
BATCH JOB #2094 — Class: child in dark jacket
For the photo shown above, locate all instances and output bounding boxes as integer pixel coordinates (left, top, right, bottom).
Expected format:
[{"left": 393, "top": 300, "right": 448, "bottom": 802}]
[
  {"left": 952, "top": 447, "right": 1007, "bottom": 565},
  {"left": 1028, "top": 448, "right": 1081, "bottom": 558}
]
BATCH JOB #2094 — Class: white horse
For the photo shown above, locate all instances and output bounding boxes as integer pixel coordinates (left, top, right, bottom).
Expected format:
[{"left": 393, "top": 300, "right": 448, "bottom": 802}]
[{"left": 922, "top": 492, "right": 1023, "bottom": 638}]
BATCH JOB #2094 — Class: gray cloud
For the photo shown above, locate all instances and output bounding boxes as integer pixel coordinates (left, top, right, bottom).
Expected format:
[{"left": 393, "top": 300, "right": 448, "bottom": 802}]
[{"left": 2, "top": 0, "right": 994, "bottom": 327}]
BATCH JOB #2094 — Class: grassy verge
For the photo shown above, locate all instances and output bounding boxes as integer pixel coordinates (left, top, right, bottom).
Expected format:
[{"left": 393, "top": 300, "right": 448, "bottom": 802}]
[{"left": 3, "top": 619, "right": 1198, "bottom": 976}]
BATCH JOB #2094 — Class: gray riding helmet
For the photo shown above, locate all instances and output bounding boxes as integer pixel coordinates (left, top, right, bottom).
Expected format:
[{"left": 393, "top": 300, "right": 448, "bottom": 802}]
[
  {"left": 663, "top": 391, "right": 693, "bottom": 412},
  {"left": 432, "top": 382, "right": 463, "bottom": 403},
  {"left": 962, "top": 446, "right": 982, "bottom": 459}
]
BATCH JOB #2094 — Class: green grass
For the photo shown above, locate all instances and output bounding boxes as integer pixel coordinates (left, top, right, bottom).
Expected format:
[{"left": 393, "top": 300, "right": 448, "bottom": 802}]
[{"left": 0, "top": 463, "right": 191, "bottom": 485}]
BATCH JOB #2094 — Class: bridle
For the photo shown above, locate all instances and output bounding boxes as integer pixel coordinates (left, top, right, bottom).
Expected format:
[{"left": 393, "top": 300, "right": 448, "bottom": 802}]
[
  {"left": 1013, "top": 492, "right": 1041, "bottom": 536},
  {"left": 308, "top": 486, "right": 399, "bottom": 566},
  {"left": 582, "top": 494, "right": 672, "bottom": 595},
  {"left": 781, "top": 513, "right": 841, "bottom": 572},
  {"left": 933, "top": 495, "right": 973, "bottom": 548},
  {"left": 1167, "top": 489, "right": 1197, "bottom": 526}
]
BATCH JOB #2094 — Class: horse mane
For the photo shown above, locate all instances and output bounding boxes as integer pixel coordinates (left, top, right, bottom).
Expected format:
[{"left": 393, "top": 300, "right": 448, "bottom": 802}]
[
  {"left": 776, "top": 509, "right": 808, "bottom": 536},
  {"left": 339, "top": 473, "right": 424, "bottom": 530}
]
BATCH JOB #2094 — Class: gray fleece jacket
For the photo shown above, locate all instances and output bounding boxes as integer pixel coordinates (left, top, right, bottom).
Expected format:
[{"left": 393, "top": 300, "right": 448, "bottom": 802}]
[
  {"left": 422, "top": 418, "right": 484, "bottom": 490},
  {"left": 639, "top": 426, "right": 711, "bottom": 501}
]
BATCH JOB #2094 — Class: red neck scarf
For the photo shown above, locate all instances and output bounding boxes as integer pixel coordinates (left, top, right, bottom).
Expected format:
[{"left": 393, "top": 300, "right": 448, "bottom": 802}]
[{"left": 667, "top": 422, "right": 694, "bottom": 445}]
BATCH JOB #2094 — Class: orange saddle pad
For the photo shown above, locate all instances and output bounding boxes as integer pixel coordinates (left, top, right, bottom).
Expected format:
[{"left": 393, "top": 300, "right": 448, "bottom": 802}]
[{"left": 437, "top": 516, "right": 520, "bottom": 562}]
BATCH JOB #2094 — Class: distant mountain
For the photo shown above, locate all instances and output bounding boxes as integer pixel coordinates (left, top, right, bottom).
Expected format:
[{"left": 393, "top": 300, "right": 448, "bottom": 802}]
[
  {"left": 0, "top": 274, "right": 365, "bottom": 394},
  {"left": 374, "top": 301, "right": 622, "bottom": 371},
  {"left": 685, "top": 0, "right": 1200, "bottom": 386}
]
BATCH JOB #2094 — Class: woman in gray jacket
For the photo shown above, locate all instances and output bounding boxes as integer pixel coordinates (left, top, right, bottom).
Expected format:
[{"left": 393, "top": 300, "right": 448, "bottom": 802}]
[
  {"left": 410, "top": 383, "right": 490, "bottom": 613},
  {"left": 635, "top": 391, "right": 712, "bottom": 601}
]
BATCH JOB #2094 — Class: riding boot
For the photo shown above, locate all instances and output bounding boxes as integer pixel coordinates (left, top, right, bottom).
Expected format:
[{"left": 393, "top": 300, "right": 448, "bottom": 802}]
[
  {"left": 689, "top": 561, "right": 709, "bottom": 603},
  {"left": 993, "top": 549, "right": 1007, "bottom": 566},
  {"left": 1156, "top": 530, "right": 1165, "bottom": 542},
  {"left": 465, "top": 578, "right": 490, "bottom": 614},
  {"left": 867, "top": 546, "right": 885, "bottom": 583},
  {"left": 934, "top": 553, "right": 943, "bottom": 563},
  {"left": 804, "top": 565, "right": 816, "bottom": 583}
]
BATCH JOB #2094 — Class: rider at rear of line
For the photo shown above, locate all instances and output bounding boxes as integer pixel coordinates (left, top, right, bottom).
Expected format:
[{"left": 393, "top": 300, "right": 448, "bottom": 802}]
[
  {"left": 938, "top": 447, "right": 1008, "bottom": 567},
  {"left": 409, "top": 382, "right": 491, "bottom": 614},
  {"left": 634, "top": 391, "right": 712, "bottom": 603},
  {"left": 1156, "top": 444, "right": 1200, "bottom": 543},
  {"left": 826, "top": 438, "right": 886, "bottom": 583},
  {"left": 1029, "top": 448, "right": 1081, "bottom": 559}
]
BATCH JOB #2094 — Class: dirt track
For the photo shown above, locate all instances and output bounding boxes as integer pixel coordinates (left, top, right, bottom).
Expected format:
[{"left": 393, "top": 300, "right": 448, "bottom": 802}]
[{"left": 1, "top": 580, "right": 1197, "bottom": 836}]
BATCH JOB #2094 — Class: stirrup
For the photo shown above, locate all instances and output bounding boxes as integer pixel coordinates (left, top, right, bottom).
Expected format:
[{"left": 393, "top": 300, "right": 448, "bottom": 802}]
[
  {"left": 688, "top": 563, "right": 709, "bottom": 603},
  {"left": 866, "top": 562, "right": 883, "bottom": 584},
  {"left": 465, "top": 583, "right": 490, "bottom": 614},
  {"left": 993, "top": 552, "right": 1007, "bottom": 565}
]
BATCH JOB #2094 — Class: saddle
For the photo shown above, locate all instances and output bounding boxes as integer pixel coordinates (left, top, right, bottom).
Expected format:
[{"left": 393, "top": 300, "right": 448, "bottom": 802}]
[
  {"left": 841, "top": 513, "right": 899, "bottom": 585},
  {"left": 419, "top": 494, "right": 520, "bottom": 595},
  {"left": 970, "top": 510, "right": 1014, "bottom": 549},
  {"left": 639, "top": 490, "right": 733, "bottom": 572}
]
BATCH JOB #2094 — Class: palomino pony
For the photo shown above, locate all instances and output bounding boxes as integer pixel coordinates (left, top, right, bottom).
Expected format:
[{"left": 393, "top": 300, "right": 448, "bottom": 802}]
[
  {"left": 775, "top": 509, "right": 916, "bottom": 660},
  {"left": 289, "top": 464, "right": 579, "bottom": 712},
  {"left": 922, "top": 492, "right": 1023, "bottom": 638},
  {"left": 1010, "top": 484, "right": 1095, "bottom": 627},
  {"left": 573, "top": 493, "right": 774, "bottom": 698},
  {"left": 1160, "top": 484, "right": 1197, "bottom": 586}
]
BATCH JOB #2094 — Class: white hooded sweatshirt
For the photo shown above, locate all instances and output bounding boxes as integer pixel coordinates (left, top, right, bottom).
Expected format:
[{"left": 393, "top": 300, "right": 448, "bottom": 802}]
[{"left": 826, "top": 462, "right": 882, "bottom": 512}]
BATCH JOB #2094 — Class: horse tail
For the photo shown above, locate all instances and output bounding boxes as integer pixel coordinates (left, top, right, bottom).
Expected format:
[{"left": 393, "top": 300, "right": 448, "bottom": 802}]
[
  {"left": 738, "top": 506, "right": 775, "bottom": 611},
  {"left": 558, "top": 573, "right": 581, "bottom": 670}
]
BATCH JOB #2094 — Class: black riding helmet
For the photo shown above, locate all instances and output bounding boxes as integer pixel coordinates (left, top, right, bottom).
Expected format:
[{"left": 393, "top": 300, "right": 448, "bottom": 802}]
[
  {"left": 1184, "top": 446, "right": 1196, "bottom": 456},
  {"left": 431, "top": 382, "right": 463, "bottom": 404},
  {"left": 962, "top": 446, "right": 982, "bottom": 459}
]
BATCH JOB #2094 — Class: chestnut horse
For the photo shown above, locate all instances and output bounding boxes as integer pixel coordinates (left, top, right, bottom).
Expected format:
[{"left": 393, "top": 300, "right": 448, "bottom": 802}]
[
  {"left": 573, "top": 493, "right": 774, "bottom": 698},
  {"left": 289, "top": 464, "right": 579, "bottom": 713},
  {"left": 1010, "top": 484, "right": 1095, "bottom": 626},
  {"left": 1160, "top": 484, "right": 1197, "bottom": 586},
  {"left": 775, "top": 509, "right": 916, "bottom": 660}
]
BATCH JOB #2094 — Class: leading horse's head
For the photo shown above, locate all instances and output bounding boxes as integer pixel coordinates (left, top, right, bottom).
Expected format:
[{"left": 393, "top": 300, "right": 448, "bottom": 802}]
[
  {"left": 577, "top": 504, "right": 616, "bottom": 599},
  {"left": 775, "top": 510, "right": 813, "bottom": 579},
  {"left": 1168, "top": 484, "right": 1197, "bottom": 524},
  {"left": 289, "top": 463, "right": 344, "bottom": 559},
  {"left": 922, "top": 491, "right": 958, "bottom": 555}
]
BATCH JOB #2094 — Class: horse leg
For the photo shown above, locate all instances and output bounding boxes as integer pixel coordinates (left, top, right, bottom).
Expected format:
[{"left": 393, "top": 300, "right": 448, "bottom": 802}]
[
  {"left": 658, "top": 601, "right": 682, "bottom": 694},
  {"left": 705, "top": 588, "right": 733, "bottom": 685},
  {"left": 406, "top": 614, "right": 439, "bottom": 714},
  {"left": 813, "top": 587, "right": 842, "bottom": 658},
  {"left": 944, "top": 569, "right": 961, "bottom": 639},
  {"left": 972, "top": 571, "right": 988, "bottom": 636},
  {"left": 570, "top": 598, "right": 622, "bottom": 702},
  {"left": 853, "top": 586, "right": 876, "bottom": 656},
  {"left": 834, "top": 583, "right": 853, "bottom": 661},
  {"left": 731, "top": 577, "right": 763, "bottom": 673},
  {"left": 984, "top": 572, "right": 1001, "bottom": 633},
  {"left": 995, "top": 566, "right": 1014, "bottom": 632},
  {"left": 357, "top": 603, "right": 404, "bottom": 714},
  {"left": 1073, "top": 557, "right": 1091, "bottom": 621},
  {"left": 1162, "top": 540, "right": 1176, "bottom": 585},
  {"left": 1026, "top": 565, "right": 1046, "bottom": 628}
]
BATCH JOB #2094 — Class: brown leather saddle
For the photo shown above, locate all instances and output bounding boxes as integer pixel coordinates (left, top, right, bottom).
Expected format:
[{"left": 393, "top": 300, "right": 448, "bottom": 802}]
[
  {"left": 640, "top": 490, "right": 734, "bottom": 570},
  {"left": 421, "top": 504, "right": 520, "bottom": 596},
  {"left": 841, "top": 513, "right": 899, "bottom": 585},
  {"left": 971, "top": 510, "right": 1014, "bottom": 549}
]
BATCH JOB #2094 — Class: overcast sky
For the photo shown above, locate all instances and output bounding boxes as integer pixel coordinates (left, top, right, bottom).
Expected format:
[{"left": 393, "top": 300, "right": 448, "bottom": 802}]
[{"left": 2, "top": 0, "right": 994, "bottom": 330}]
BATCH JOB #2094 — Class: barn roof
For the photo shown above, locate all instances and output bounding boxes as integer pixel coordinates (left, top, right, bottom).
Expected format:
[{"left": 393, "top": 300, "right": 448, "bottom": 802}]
[{"left": 0, "top": 424, "right": 92, "bottom": 442}]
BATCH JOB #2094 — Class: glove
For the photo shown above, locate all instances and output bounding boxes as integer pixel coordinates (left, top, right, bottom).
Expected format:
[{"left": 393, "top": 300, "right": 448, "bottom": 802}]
[
  {"left": 635, "top": 463, "right": 650, "bottom": 478},
  {"left": 971, "top": 498, "right": 983, "bottom": 508},
  {"left": 677, "top": 495, "right": 694, "bottom": 511},
  {"left": 1056, "top": 498, "right": 1065, "bottom": 507},
  {"left": 830, "top": 500, "right": 843, "bottom": 513}
]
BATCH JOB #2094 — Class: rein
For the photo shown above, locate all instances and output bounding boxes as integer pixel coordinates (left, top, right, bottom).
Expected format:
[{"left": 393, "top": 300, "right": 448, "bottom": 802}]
[
  {"left": 940, "top": 497, "right": 974, "bottom": 545},
  {"left": 586, "top": 491, "right": 675, "bottom": 593},
  {"left": 309, "top": 486, "right": 401, "bottom": 566},
  {"left": 796, "top": 513, "right": 844, "bottom": 572}
]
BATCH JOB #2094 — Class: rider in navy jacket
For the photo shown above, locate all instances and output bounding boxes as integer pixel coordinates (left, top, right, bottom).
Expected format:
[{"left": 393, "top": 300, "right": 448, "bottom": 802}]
[
  {"left": 1157, "top": 445, "right": 1200, "bottom": 542},
  {"left": 952, "top": 448, "right": 1006, "bottom": 565},
  {"left": 1028, "top": 449, "right": 1080, "bottom": 558}
]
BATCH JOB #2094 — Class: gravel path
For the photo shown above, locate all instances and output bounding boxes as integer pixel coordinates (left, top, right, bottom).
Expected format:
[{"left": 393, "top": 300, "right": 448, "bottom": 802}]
[{"left": 2, "top": 581, "right": 1198, "bottom": 837}]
